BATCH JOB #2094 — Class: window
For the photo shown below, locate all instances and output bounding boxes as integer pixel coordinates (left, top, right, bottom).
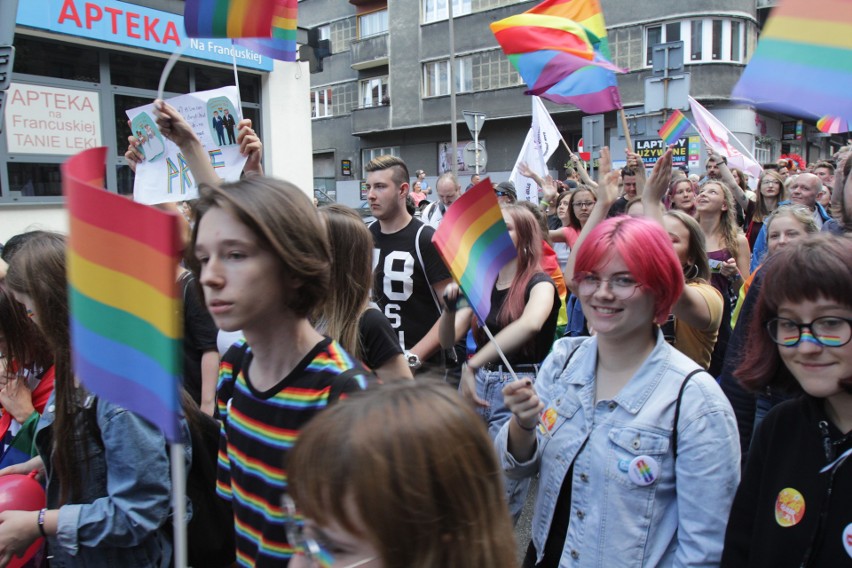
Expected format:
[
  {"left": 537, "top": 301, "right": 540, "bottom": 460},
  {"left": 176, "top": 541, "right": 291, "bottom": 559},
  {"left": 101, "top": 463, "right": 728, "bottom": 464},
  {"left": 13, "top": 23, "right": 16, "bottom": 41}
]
[
  {"left": 644, "top": 18, "right": 748, "bottom": 67},
  {"left": 359, "top": 10, "right": 388, "bottom": 38},
  {"left": 318, "top": 25, "right": 331, "bottom": 41},
  {"left": 423, "top": 0, "right": 472, "bottom": 24},
  {"left": 12, "top": 36, "right": 99, "bottom": 82},
  {"left": 690, "top": 20, "right": 703, "bottom": 61},
  {"left": 110, "top": 52, "right": 190, "bottom": 93},
  {"left": 711, "top": 20, "right": 723, "bottom": 60},
  {"left": 7, "top": 163, "right": 62, "bottom": 197},
  {"left": 360, "top": 77, "right": 389, "bottom": 108},
  {"left": 731, "top": 21, "right": 742, "bottom": 62},
  {"left": 330, "top": 18, "right": 357, "bottom": 53},
  {"left": 423, "top": 58, "right": 472, "bottom": 97},
  {"left": 311, "top": 89, "right": 332, "bottom": 118},
  {"left": 471, "top": 50, "right": 522, "bottom": 91},
  {"left": 362, "top": 147, "right": 400, "bottom": 178}
]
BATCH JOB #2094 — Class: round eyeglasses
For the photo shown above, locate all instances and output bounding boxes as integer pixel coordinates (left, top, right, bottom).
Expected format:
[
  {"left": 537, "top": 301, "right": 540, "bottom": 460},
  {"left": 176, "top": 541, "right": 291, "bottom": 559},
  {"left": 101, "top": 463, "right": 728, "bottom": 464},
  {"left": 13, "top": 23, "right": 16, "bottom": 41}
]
[
  {"left": 282, "top": 494, "right": 376, "bottom": 568},
  {"left": 576, "top": 273, "right": 643, "bottom": 300},
  {"left": 765, "top": 316, "right": 852, "bottom": 348}
]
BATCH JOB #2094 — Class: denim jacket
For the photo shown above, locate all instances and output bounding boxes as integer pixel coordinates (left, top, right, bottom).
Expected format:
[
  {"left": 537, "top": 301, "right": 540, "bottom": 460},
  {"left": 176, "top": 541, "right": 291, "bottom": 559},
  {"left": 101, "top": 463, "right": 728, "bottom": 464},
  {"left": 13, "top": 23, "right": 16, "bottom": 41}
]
[
  {"left": 35, "top": 391, "right": 173, "bottom": 567},
  {"left": 496, "top": 332, "right": 740, "bottom": 567}
]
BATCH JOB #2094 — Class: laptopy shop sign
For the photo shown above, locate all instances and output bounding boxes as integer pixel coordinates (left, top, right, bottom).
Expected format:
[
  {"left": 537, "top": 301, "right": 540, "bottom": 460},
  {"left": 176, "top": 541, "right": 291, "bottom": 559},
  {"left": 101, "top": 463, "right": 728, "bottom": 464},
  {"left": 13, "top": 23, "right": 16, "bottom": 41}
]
[{"left": 16, "top": 0, "right": 273, "bottom": 71}]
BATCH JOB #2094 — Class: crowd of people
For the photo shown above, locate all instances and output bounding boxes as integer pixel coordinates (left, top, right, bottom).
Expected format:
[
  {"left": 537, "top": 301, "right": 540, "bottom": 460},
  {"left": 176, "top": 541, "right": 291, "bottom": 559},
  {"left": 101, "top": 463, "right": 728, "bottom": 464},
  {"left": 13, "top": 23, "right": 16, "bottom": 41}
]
[{"left": 0, "top": 98, "right": 849, "bottom": 568}]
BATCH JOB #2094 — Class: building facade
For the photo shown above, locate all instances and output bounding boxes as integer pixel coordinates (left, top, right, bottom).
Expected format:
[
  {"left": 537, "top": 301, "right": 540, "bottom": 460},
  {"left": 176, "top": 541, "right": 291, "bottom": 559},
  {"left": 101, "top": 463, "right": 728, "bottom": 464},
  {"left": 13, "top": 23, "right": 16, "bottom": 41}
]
[
  {"left": 0, "top": 0, "right": 312, "bottom": 244},
  {"left": 301, "top": 0, "right": 839, "bottom": 207}
]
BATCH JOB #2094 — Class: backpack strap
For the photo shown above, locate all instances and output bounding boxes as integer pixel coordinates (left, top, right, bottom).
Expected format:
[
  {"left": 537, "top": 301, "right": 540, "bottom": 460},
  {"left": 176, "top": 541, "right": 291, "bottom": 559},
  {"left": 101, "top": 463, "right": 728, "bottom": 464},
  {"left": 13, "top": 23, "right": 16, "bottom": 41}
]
[
  {"left": 672, "top": 369, "right": 704, "bottom": 460},
  {"left": 413, "top": 223, "right": 443, "bottom": 316},
  {"left": 327, "top": 368, "right": 368, "bottom": 403}
]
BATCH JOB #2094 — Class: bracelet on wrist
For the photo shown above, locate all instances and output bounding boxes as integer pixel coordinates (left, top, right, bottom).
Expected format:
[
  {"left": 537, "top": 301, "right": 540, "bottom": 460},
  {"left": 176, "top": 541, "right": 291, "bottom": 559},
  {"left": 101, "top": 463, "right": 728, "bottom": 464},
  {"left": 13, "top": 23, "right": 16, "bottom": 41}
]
[
  {"left": 37, "top": 508, "right": 47, "bottom": 537},
  {"left": 540, "top": 200, "right": 550, "bottom": 208},
  {"left": 515, "top": 417, "right": 537, "bottom": 432}
]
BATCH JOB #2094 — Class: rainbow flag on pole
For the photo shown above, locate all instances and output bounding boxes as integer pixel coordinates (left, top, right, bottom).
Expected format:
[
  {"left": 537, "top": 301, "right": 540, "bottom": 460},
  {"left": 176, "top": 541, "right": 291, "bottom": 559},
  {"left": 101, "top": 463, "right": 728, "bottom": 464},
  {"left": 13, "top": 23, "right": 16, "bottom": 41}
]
[
  {"left": 732, "top": 0, "right": 852, "bottom": 125},
  {"left": 64, "top": 148, "right": 183, "bottom": 442},
  {"left": 658, "top": 110, "right": 692, "bottom": 147},
  {"left": 432, "top": 179, "right": 518, "bottom": 323},
  {"left": 491, "top": 0, "right": 622, "bottom": 113},
  {"left": 234, "top": 0, "right": 298, "bottom": 62},
  {"left": 184, "top": 0, "right": 277, "bottom": 39}
]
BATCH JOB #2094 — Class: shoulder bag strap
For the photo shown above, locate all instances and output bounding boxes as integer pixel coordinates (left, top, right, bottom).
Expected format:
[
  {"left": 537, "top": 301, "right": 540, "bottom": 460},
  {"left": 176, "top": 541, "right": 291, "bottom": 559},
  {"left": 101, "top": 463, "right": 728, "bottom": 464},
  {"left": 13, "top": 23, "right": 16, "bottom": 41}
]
[
  {"left": 413, "top": 223, "right": 442, "bottom": 316},
  {"left": 672, "top": 368, "right": 704, "bottom": 460}
]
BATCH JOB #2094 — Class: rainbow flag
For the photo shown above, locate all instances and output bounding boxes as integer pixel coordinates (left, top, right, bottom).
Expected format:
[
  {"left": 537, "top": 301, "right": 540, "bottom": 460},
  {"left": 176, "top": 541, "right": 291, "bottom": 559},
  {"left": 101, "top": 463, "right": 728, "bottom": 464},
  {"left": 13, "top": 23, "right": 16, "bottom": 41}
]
[
  {"left": 658, "top": 110, "right": 692, "bottom": 147},
  {"left": 491, "top": 0, "right": 622, "bottom": 113},
  {"left": 64, "top": 148, "right": 183, "bottom": 442},
  {"left": 184, "top": 0, "right": 277, "bottom": 38},
  {"left": 817, "top": 115, "right": 849, "bottom": 134},
  {"left": 234, "top": 0, "right": 298, "bottom": 62},
  {"left": 732, "top": 0, "right": 852, "bottom": 125},
  {"left": 432, "top": 178, "right": 518, "bottom": 323}
]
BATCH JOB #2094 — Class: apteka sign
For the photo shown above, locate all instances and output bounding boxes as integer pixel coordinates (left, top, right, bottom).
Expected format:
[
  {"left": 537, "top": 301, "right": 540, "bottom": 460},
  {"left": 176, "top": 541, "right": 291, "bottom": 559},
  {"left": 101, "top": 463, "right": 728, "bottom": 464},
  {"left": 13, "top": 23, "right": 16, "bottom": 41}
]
[{"left": 16, "top": 0, "right": 273, "bottom": 71}]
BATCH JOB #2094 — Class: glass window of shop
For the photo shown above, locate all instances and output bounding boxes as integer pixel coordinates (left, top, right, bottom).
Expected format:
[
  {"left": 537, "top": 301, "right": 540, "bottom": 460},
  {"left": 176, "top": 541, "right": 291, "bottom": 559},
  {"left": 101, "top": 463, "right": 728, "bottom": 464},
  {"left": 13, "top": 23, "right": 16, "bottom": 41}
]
[{"left": 1, "top": 34, "right": 264, "bottom": 203}]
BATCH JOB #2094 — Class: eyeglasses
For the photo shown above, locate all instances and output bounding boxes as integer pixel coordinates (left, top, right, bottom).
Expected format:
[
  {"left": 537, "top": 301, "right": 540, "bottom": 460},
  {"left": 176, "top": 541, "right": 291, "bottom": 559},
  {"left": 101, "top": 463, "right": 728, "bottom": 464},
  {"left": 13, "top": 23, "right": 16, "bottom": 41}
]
[
  {"left": 282, "top": 494, "right": 376, "bottom": 568},
  {"left": 572, "top": 201, "right": 596, "bottom": 209},
  {"left": 576, "top": 273, "right": 643, "bottom": 300},
  {"left": 766, "top": 317, "right": 852, "bottom": 348}
]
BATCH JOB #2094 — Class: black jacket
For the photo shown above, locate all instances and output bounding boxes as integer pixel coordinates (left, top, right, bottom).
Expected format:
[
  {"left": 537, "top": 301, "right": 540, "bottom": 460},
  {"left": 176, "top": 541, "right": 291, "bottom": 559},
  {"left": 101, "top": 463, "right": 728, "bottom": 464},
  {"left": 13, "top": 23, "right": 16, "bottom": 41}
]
[{"left": 722, "top": 395, "right": 852, "bottom": 567}]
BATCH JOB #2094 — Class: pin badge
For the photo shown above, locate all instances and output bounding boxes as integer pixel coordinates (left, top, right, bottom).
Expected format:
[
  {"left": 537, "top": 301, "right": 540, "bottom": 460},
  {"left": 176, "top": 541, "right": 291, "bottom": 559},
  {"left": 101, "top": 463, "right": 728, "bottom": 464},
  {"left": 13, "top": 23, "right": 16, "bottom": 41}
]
[
  {"left": 843, "top": 523, "right": 852, "bottom": 559},
  {"left": 627, "top": 455, "right": 660, "bottom": 486},
  {"left": 775, "top": 488, "right": 806, "bottom": 527},
  {"left": 540, "top": 407, "right": 558, "bottom": 432}
]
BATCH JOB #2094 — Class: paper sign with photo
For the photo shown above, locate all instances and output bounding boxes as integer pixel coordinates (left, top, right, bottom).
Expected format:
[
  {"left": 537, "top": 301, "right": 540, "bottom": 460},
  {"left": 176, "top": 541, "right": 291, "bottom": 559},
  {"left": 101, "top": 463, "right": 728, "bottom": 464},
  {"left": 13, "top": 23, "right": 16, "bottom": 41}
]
[{"left": 126, "top": 86, "right": 248, "bottom": 205}]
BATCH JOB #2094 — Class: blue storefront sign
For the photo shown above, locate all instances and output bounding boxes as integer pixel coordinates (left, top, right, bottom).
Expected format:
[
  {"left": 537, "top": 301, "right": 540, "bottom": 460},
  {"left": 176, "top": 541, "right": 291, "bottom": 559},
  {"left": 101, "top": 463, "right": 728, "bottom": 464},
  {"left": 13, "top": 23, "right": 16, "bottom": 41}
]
[{"left": 17, "top": 0, "right": 274, "bottom": 71}]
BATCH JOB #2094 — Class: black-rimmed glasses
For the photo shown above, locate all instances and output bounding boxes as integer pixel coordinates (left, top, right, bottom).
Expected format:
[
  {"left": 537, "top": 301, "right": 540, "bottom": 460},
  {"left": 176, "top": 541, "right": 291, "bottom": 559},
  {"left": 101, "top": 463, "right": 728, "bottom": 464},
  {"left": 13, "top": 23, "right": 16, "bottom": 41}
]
[{"left": 766, "top": 317, "right": 852, "bottom": 348}]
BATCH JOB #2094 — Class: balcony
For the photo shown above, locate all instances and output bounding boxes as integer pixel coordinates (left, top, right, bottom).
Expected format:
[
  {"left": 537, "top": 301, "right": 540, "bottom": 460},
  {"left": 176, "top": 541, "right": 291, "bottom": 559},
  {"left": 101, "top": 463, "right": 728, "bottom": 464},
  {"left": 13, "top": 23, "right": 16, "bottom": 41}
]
[
  {"left": 350, "top": 33, "right": 389, "bottom": 70},
  {"left": 351, "top": 103, "right": 391, "bottom": 135}
]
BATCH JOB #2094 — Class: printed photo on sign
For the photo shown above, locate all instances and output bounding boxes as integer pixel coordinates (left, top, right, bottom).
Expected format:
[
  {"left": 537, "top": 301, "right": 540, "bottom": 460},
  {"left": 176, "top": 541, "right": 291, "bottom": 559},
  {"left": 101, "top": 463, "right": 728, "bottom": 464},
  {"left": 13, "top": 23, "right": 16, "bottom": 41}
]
[
  {"left": 130, "top": 113, "right": 166, "bottom": 162},
  {"left": 126, "top": 86, "right": 248, "bottom": 205},
  {"left": 207, "top": 97, "right": 239, "bottom": 147}
]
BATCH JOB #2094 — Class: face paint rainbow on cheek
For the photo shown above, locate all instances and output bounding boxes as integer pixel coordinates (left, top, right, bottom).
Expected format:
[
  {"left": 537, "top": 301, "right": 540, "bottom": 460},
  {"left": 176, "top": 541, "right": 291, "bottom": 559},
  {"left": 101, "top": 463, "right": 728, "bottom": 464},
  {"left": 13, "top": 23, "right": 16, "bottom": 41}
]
[{"left": 25, "top": 308, "right": 35, "bottom": 320}]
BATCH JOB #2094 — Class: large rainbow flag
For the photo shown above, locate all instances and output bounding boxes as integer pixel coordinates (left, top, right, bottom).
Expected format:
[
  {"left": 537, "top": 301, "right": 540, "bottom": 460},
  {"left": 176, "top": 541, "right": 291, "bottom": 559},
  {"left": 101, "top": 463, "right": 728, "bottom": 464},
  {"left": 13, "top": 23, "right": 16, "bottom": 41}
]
[
  {"left": 234, "top": 0, "right": 298, "bottom": 62},
  {"left": 432, "top": 179, "right": 518, "bottom": 323},
  {"left": 491, "top": 0, "right": 622, "bottom": 113},
  {"left": 184, "top": 0, "right": 277, "bottom": 38},
  {"left": 732, "top": 0, "right": 852, "bottom": 125},
  {"left": 64, "top": 147, "right": 183, "bottom": 442}
]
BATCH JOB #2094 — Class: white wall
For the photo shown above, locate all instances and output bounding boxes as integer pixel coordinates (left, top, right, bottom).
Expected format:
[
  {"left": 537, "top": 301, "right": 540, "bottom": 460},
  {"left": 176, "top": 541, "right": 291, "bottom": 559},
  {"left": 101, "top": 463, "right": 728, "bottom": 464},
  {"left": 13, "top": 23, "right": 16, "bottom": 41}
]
[
  {"left": 261, "top": 60, "right": 313, "bottom": 197},
  {"left": 0, "top": 205, "right": 68, "bottom": 244}
]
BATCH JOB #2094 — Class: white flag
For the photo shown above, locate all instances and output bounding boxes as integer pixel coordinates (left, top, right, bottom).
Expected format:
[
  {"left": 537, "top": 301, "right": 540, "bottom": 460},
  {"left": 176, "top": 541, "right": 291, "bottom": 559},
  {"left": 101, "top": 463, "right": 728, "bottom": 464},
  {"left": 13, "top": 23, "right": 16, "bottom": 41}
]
[
  {"left": 532, "top": 96, "right": 561, "bottom": 162},
  {"left": 688, "top": 96, "right": 763, "bottom": 181},
  {"left": 509, "top": 129, "right": 543, "bottom": 204}
]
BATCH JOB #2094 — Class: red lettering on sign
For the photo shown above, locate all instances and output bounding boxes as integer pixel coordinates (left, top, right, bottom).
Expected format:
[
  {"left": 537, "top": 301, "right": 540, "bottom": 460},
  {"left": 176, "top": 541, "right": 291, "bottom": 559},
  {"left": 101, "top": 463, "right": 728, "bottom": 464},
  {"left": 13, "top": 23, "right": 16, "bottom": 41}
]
[
  {"left": 144, "top": 17, "right": 161, "bottom": 42},
  {"left": 126, "top": 12, "right": 141, "bottom": 38},
  {"left": 85, "top": 3, "right": 102, "bottom": 28},
  {"left": 104, "top": 6, "right": 122, "bottom": 34},
  {"left": 57, "top": 0, "right": 82, "bottom": 27},
  {"left": 163, "top": 21, "right": 181, "bottom": 46}
]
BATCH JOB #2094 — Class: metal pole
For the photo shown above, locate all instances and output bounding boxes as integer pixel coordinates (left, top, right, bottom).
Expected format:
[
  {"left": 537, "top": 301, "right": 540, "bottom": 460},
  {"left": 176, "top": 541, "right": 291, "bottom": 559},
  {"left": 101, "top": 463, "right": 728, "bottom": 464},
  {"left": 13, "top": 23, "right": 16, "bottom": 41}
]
[
  {"left": 448, "top": 0, "right": 458, "bottom": 176},
  {"left": 474, "top": 116, "right": 480, "bottom": 175}
]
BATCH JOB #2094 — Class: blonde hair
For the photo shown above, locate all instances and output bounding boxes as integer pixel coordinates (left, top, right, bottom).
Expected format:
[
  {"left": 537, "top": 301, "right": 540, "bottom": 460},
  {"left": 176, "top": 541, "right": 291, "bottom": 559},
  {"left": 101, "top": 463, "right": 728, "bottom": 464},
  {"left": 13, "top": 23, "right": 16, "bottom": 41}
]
[
  {"left": 314, "top": 204, "right": 373, "bottom": 360},
  {"left": 698, "top": 180, "right": 741, "bottom": 259}
]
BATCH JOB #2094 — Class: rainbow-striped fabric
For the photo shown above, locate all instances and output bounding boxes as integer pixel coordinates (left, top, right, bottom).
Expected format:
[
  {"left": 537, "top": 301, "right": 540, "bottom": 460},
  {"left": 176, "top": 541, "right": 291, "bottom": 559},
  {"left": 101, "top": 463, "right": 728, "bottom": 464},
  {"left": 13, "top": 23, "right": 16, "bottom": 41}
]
[
  {"left": 184, "top": 0, "right": 277, "bottom": 38},
  {"left": 491, "top": 0, "right": 622, "bottom": 113},
  {"left": 658, "top": 110, "right": 692, "bottom": 147},
  {"left": 234, "top": 0, "right": 298, "bottom": 62},
  {"left": 216, "top": 339, "right": 369, "bottom": 566},
  {"left": 732, "top": 0, "right": 852, "bottom": 127},
  {"left": 64, "top": 147, "right": 182, "bottom": 442},
  {"left": 432, "top": 178, "right": 518, "bottom": 323},
  {"left": 817, "top": 115, "right": 849, "bottom": 134}
]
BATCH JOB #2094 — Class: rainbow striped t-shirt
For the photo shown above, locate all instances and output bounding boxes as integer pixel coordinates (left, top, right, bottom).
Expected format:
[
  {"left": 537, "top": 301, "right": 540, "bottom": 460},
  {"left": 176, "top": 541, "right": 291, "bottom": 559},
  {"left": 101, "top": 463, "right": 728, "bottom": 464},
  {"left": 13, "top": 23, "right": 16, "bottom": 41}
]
[{"left": 215, "top": 338, "right": 369, "bottom": 567}]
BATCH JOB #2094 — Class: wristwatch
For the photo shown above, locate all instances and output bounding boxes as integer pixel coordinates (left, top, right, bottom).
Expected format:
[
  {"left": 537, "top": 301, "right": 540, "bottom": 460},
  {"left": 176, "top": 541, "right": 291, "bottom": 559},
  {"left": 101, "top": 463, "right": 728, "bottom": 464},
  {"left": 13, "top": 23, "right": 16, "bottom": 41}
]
[{"left": 404, "top": 351, "right": 422, "bottom": 370}]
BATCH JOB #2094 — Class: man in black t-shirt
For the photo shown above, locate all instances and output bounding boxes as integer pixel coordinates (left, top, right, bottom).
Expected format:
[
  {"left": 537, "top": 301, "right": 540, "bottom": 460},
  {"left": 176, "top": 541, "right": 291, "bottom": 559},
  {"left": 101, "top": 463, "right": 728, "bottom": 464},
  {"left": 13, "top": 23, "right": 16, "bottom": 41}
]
[{"left": 366, "top": 156, "right": 452, "bottom": 371}]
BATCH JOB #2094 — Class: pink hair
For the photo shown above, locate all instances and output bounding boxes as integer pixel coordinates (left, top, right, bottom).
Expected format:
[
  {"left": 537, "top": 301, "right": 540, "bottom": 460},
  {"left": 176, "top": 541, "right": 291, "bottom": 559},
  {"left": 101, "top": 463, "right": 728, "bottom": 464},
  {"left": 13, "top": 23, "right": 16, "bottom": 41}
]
[{"left": 574, "top": 217, "right": 684, "bottom": 324}]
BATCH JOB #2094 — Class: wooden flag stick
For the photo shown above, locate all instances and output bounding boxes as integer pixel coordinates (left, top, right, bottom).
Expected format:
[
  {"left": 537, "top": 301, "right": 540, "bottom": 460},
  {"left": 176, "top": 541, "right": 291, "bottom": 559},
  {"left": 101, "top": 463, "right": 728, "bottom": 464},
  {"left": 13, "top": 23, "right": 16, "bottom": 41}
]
[{"left": 619, "top": 108, "right": 633, "bottom": 150}]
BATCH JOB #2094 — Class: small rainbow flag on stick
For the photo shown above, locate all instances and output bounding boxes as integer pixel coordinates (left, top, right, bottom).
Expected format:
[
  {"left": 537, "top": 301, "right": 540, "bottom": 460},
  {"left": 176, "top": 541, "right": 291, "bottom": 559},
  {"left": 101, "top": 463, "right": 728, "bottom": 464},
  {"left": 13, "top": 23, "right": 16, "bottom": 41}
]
[
  {"left": 658, "top": 110, "right": 692, "bottom": 147},
  {"left": 64, "top": 147, "right": 183, "bottom": 442},
  {"left": 234, "top": 0, "right": 298, "bottom": 62},
  {"left": 184, "top": 0, "right": 277, "bottom": 39},
  {"left": 432, "top": 179, "right": 518, "bottom": 323}
]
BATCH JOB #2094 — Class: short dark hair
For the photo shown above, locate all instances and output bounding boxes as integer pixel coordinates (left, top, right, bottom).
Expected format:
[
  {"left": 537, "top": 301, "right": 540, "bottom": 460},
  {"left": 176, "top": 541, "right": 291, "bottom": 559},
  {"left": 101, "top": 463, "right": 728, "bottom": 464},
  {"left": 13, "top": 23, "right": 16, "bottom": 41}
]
[
  {"left": 621, "top": 167, "right": 636, "bottom": 177},
  {"left": 366, "top": 155, "right": 410, "bottom": 190},
  {"left": 814, "top": 160, "right": 835, "bottom": 174},
  {"left": 1, "top": 230, "right": 49, "bottom": 264}
]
